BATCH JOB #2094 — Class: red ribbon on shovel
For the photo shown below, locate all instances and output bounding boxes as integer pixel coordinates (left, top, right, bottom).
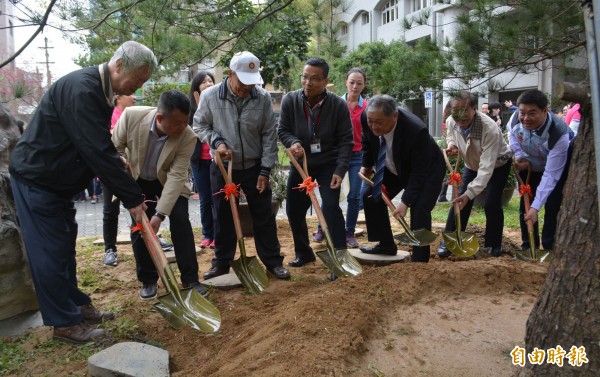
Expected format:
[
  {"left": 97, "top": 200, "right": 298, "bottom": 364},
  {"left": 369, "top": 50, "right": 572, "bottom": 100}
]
[{"left": 295, "top": 177, "right": 319, "bottom": 195}]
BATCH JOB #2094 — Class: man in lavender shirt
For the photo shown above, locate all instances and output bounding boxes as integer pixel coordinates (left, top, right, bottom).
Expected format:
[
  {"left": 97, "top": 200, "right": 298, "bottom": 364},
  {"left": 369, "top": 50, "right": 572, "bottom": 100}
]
[{"left": 508, "top": 89, "right": 571, "bottom": 251}]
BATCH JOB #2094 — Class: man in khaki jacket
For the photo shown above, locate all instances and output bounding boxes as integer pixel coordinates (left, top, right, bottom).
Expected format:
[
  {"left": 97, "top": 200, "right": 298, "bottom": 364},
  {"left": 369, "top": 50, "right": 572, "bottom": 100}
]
[
  {"left": 437, "top": 91, "right": 513, "bottom": 258},
  {"left": 113, "top": 90, "right": 206, "bottom": 299}
]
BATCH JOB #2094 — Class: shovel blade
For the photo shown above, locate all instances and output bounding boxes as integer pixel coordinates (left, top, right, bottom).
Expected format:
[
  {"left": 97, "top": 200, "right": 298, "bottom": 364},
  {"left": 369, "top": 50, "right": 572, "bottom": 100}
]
[
  {"left": 515, "top": 249, "right": 552, "bottom": 262},
  {"left": 395, "top": 228, "right": 439, "bottom": 246},
  {"left": 230, "top": 256, "right": 269, "bottom": 295},
  {"left": 153, "top": 289, "right": 221, "bottom": 333},
  {"left": 316, "top": 248, "right": 363, "bottom": 278},
  {"left": 442, "top": 231, "right": 479, "bottom": 257}
]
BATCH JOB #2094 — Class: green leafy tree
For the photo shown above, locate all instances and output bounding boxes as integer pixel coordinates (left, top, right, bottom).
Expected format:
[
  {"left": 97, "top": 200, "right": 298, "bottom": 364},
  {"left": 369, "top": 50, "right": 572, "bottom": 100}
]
[
  {"left": 306, "top": 0, "right": 349, "bottom": 61},
  {"left": 331, "top": 40, "right": 452, "bottom": 100},
  {"left": 218, "top": 4, "right": 311, "bottom": 92},
  {"left": 403, "top": 0, "right": 587, "bottom": 92}
]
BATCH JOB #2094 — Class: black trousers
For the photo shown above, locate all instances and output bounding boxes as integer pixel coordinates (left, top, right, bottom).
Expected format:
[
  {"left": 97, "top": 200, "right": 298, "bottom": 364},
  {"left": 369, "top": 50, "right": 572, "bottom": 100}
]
[
  {"left": 363, "top": 163, "right": 445, "bottom": 263},
  {"left": 101, "top": 183, "right": 120, "bottom": 251},
  {"left": 286, "top": 163, "right": 346, "bottom": 260},
  {"left": 444, "top": 160, "right": 511, "bottom": 248},
  {"left": 130, "top": 178, "right": 199, "bottom": 285},
  {"left": 210, "top": 163, "right": 283, "bottom": 270},
  {"left": 10, "top": 177, "right": 91, "bottom": 327}
]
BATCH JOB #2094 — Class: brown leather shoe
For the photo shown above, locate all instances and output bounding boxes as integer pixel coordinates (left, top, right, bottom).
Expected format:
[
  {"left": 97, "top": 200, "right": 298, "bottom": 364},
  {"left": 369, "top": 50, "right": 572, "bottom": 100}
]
[
  {"left": 53, "top": 322, "right": 108, "bottom": 344},
  {"left": 79, "top": 303, "right": 115, "bottom": 324}
]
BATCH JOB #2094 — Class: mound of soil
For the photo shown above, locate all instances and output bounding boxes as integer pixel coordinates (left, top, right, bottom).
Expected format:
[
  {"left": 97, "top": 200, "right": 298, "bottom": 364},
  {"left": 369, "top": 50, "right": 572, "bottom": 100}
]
[{"left": 7, "top": 219, "right": 547, "bottom": 377}]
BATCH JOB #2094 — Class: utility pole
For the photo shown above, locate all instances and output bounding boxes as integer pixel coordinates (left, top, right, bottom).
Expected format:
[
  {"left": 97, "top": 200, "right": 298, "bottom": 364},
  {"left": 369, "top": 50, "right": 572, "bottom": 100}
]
[{"left": 37, "top": 37, "right": 54, "bottom": 88}]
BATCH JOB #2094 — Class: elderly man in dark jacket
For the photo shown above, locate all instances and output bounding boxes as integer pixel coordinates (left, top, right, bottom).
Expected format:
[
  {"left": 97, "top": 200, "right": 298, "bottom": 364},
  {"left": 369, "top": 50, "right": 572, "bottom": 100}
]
[{"left": 9, "top": 41, "right": 157, "bottom": 344}]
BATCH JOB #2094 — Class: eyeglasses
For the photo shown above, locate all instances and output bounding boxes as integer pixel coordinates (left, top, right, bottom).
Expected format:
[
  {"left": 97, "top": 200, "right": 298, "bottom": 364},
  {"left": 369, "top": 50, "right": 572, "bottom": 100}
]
[{"left": 300, "top": 75, "right": 324, "bottom": 83}]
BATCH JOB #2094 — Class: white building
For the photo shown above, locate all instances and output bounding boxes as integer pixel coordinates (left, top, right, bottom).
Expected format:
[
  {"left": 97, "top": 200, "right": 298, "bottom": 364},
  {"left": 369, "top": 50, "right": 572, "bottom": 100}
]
[
  {"left": 0, "top": 0, "right": 16, "bottom": 69},
  {"left": 337, "top": 0, "right": 586, "bottom": 136}
]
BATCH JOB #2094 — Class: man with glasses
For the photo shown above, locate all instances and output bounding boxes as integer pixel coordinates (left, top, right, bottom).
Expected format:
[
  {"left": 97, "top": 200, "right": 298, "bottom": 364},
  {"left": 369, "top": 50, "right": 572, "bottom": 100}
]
[
  {"left": 437, "top": 91, "right": 513, "bottom": 258},
  {"left": 277, "top": 57, "right": 353, "bottom": 270},
  {"left": 194, "top": 51, "right": 290, "bottom": 281},
  {"left": 508, "top": 89, "right": 570, "bottom": 252}
]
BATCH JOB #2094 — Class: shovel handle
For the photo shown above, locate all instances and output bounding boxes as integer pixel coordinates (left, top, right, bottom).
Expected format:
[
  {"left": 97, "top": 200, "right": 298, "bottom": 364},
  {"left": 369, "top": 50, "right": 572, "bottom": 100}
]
[
  {"left": 285, "top": 148, "right": 335, "bottom": 247},
  {"left": 357, "top": 172, "right": 418, "bottom": 242},
  {"left": 513, "top": 161, "right": 535, "bottom": 233},
  {"left": 138, "top": 212, "right": 170, "bottom": 280},
  {"left": 441, "top": 148, "right": 463, "bottom": 234},
  {"left": 214, "top": 152, "right": 245, "bottom": 244}
]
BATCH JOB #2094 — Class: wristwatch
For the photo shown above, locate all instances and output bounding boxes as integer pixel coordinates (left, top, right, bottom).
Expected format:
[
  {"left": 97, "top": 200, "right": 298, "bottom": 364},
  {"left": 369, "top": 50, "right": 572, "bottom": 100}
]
[{"left": 154, "top": 211, "right": 166, "bottom": 221}]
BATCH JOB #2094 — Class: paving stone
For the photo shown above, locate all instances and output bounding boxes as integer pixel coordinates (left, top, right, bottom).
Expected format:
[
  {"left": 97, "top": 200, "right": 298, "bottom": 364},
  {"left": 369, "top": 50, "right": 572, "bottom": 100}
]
[
  {"left": 0, "top": 310, "right": 43, "bottom": 337},
  {"left": 348, "top": 248, "right": 411, "bottom": 266},
  {"left": 203, "top": 272, "right": 243, "bottom": 290},
  {"left": 164, "top": 246, "right": 202, "bottom": 263},
  {"left": 88, "top": 342, "right": 169, "bottom": 377},
  {"left": 92, "top": 234, "right": 131, "bottom": 246}
]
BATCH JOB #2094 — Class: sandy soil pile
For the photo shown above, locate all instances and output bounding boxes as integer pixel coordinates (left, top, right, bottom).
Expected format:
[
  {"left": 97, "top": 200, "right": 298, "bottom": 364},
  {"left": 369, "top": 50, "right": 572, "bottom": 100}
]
[{"left": 7, "top": 219, "right": 547, "bottom": 377}]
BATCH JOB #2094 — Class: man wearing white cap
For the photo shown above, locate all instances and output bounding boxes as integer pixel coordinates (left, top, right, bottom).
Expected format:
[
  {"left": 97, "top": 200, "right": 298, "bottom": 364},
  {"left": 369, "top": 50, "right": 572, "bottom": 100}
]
[{"left": 194, "top": 51, "right": 290, "bottom": 280}]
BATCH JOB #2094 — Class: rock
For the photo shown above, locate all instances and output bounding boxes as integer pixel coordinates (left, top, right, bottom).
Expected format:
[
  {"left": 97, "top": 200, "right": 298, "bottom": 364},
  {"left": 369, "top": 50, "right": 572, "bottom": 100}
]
[
  {"left": 0, "top": 106, "right": 38, "bottom": 321},
  {"left": 348, "top": 248, "right": 411, "bottom": 266},
  {"left": 203, "top": 272, "right": 243, "bottom": 290},
  {"left": 88, "top": 342, "right": 169, "bottom": 377}
]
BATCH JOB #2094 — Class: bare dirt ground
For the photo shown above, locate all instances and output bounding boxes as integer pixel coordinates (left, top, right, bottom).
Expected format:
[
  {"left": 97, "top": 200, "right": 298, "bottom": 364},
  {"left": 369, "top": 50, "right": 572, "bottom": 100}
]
[{"left": 4, "top": 218, "right": 547, "bottom": 377}]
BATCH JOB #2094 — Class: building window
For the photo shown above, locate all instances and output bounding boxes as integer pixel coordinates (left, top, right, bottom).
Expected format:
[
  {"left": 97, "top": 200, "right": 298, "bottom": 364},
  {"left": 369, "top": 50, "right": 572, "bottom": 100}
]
[
  {"left": 382, "top": 0, "right": 399, "bottom": 25},
  {"left": 340, "top": 23, "right": 348, "bottom": 36},
  {"left": 361, "top": 12, "right": 370, "bottom": 25},
  {"left": 411, "top": 0, "right": 431, "bottom": 13}
]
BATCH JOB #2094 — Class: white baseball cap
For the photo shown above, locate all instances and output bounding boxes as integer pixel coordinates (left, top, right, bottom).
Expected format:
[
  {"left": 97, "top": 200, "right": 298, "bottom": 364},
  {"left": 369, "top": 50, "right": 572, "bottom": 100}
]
[{"left": 229, "top": 51, "right": 264, "bottom": 85}]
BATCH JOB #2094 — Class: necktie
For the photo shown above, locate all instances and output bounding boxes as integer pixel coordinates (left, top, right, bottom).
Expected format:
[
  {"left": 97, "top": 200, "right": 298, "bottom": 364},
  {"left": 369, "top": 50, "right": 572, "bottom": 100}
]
[{"left": 372, "top": 136, "right": 386, "bottom": 200}]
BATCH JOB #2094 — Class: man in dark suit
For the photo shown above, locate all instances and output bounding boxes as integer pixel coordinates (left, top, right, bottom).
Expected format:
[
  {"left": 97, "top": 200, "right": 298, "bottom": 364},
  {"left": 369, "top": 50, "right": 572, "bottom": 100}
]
[{"left": 359, "top": 95, "right": 445, "bottom": 262}]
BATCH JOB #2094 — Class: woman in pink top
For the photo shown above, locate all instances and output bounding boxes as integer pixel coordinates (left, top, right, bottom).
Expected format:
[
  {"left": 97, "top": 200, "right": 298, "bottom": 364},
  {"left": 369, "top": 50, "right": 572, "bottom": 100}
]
[
  {"left": 188, "top": 71, "right": 216, "bottom": 248},
  {"left": 342, "top": 67, "right": 368, "bottom": 247}
]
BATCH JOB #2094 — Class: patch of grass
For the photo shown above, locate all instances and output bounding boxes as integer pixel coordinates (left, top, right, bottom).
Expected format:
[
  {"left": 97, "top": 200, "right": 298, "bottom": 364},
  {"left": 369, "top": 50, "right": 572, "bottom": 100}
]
[
  {"left": 76, "top": 238, "right": 97, "bottom": 257},
  {"left": 78, "top": 265, "right": 102, "bottom": 294},
  {"left": 101, "top": 317, "right": 140, "bottom": 339},
  {"left": 54, "top": 343, "right": 103, "bottom": 365},
  {"left": 0, "top": 338, "right": 27, "bottom": 376}
]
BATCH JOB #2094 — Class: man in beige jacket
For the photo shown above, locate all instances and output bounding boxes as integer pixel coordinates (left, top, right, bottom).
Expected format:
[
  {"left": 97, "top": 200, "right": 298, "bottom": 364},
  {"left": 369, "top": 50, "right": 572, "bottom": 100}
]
[
  {"left": 437, "top": 91, "right": 513, "bottom": 258},
  {"left": 113, "top": 90, "right": 206, "bottom": 299}
]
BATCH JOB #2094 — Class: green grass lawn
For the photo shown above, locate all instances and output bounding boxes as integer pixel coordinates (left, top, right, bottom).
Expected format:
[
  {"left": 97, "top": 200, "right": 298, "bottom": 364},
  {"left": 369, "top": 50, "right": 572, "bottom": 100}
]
[{"left": 432, "top": 195, "right": 544, "bottom": 229}]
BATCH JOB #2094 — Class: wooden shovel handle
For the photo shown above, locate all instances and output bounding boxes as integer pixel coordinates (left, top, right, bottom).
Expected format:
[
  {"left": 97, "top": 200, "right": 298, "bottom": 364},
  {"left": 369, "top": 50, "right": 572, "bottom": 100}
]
[
  {"left": 285, "top": 148, "right": 330, "bottom": 233},
  {"left": 441, "top": 148, "right": 462, "bottom": 215},
  {"left": 214, "top": 152, "right": 244, "bottom": 241},
  {"left": 513, "top": 161, "right": 534, "bottom": 232},
  {"left": 139, "top": 211, "right": 169, "bottom": 279}
]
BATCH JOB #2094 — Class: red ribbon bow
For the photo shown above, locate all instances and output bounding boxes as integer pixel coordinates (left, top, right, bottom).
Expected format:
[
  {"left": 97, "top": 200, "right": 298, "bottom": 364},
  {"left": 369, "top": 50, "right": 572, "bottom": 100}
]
[
  {"left": 448, "top": 172, "right": 462, "bottom": 185},
  {"left": 519, "top": 184, "right": 532, "bottom": 197},
  {"left": 295, "top": 177, "right": 319, "bottom": 195},
  {"left": 214, "top": 183, "right": 240, "bottom": 201},
  {"left": 130, "top": 223, "right": 143, "bottom": 232}
]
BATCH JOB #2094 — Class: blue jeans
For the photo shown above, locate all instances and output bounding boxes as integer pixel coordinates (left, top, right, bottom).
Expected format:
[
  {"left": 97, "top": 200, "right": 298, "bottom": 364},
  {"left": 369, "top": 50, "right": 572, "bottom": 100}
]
[
  {"left": 345, "top": 151, "right": 363, "bottom": 233},
  {"left": 190, "top": 159, "right": 214, "bottom": 239}
]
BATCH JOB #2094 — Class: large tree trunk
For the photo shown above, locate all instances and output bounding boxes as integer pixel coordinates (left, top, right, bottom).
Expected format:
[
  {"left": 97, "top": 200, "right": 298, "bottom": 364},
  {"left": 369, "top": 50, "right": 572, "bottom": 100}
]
[{"left": 519, "top": 106, "right": 599, "bottom": 376}]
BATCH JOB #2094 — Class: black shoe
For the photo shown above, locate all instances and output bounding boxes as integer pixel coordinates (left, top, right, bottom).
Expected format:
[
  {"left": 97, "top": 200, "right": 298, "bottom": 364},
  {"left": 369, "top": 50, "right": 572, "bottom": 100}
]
[
  {"left": 140, "top": 283, "right": 157, "bottom": 300},
  {"left": 359, "top": 244, "right": 397, "bottom": 256},
  {"left": 489, "top": 246, "right": 502, "bottom": 257},
  {"left": 203, "top": 266, "right": 229, "bottom": 280},
  {"left": 288, "top": 257, "right": 316, "bottom": 267},
  {"left": 328, "top": 273, "right": 338, "bottom": 282},
  {"left": 184, "top": 281, "right": 209, "bottom": 297},
  {"left": 437, "top": 242, "right": 452, "bottom": 258},
  {"left": 437, "top": 196, "right": 448, "bottom": 203},
  {"left": 268, "top": 266, "right": 291, "bottom": 279}
]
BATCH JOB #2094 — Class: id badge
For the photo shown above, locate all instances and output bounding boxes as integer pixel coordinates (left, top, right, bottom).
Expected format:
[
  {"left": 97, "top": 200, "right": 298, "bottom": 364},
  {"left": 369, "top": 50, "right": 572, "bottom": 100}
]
[{"left": 310, "top": 139, "right": 321, "bottom": 154}]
